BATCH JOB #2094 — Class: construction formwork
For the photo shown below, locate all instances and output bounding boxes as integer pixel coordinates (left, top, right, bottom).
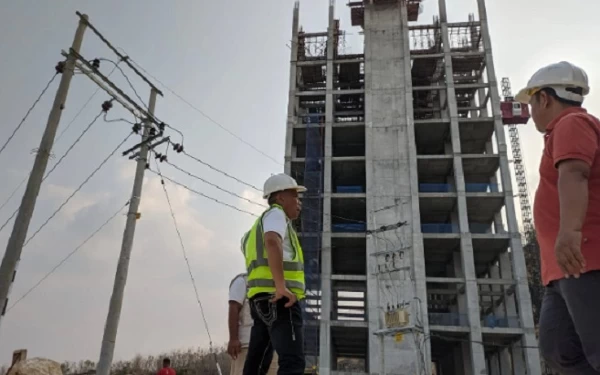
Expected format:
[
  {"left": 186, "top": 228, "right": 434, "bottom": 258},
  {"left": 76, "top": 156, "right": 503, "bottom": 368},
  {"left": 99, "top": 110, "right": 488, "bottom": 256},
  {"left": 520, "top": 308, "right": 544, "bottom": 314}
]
[{"left": 284, "top": 1, "right": 541, "bottom": 374}]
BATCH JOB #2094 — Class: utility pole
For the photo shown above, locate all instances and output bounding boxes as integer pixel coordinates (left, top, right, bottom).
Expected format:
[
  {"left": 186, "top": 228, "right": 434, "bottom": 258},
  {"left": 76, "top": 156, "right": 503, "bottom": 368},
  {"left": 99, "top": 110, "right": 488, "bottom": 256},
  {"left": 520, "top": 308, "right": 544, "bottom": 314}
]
[
  {"left": 0, "top": 15, "right": 89, "bottom": 327},
  {"left": 96, "top": 88, "right": 158, "bottom": 375}
]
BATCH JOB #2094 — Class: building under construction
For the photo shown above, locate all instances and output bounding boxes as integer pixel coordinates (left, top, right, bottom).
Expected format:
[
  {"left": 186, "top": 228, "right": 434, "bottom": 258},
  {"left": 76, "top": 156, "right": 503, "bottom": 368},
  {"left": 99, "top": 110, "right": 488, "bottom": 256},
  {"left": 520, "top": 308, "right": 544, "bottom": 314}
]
[{"left": 284, "top": 0, "right": 542, "bottom": 374}]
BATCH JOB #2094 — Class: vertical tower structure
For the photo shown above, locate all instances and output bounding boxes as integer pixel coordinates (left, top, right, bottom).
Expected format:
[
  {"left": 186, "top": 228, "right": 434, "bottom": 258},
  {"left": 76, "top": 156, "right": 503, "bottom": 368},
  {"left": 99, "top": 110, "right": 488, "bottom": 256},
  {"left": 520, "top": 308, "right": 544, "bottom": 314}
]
[{"left": 284, "top": 1, "right": 541, "bottom": 374}]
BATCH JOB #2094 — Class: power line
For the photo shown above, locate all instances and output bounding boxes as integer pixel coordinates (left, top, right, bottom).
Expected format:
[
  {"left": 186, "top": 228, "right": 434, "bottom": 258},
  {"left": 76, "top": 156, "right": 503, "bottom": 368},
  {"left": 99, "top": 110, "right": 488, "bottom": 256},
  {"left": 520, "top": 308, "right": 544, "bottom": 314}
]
[
  {"left": 179, "top": 148, "right": 262, "bottom": 192},
  {"left": 0, "top": 65, "right": 121, "bottom": 217},
  {"left": 5, "top": 200, "right": 129, "bottom": 313},
  {"left": 44, "top": 110, "right": 104, "bottom": 179},
  {"left": 0, "top": 177, "right": 27, "bottom": 214},
  {"left": 147, "top": 169, "right": 258, "bottom": 217},
  {"left": 0, "top": 72, "right": 59, "bottom": 158},
  {"left": 97, "top": 58, "right": 185, "bottom": 144},
  {"left": 162, "top": 159, "right": 266, "bottom": 208},
  {"left": 126, "top": 57, "right": 282, "bottom": 166},
  {"left": 0, "top": 109, "right": 109, "bottom": 232},
  {"left": 56, "top": 62, "right": 121, "bottom": 143},
  {"left": 23, "top": 131, "right": 134, "bottom": 247},
  {"left": 154, "top": 161, "right": 217, "bottom": 354}
]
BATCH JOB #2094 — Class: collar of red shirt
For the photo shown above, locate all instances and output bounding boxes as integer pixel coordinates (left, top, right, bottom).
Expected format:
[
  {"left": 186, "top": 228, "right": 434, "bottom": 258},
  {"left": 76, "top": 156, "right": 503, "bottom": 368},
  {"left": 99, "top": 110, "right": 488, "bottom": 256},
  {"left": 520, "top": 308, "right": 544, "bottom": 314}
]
[{"left": 546, "top": 107, "right": 588, "bottom": 133}]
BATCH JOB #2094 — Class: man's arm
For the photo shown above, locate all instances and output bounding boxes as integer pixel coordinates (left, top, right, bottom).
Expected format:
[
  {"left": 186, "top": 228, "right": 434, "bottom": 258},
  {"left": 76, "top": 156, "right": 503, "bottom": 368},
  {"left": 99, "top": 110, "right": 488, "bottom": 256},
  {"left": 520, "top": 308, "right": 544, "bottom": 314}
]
[
  {"left": 553, "top": 115, "right": 598, "bottom": 276},
  {"left": 228, "top": 300, "right": 242, "bottom": 341},
  {"left": 558, "top": 159, "right": 591, "bottom": 233},
  {"left": 227, "top": 276, "right": 245, "bottom": 359},
  {"left": 265, "top": 232, "right": 285, "bottom": 289}
]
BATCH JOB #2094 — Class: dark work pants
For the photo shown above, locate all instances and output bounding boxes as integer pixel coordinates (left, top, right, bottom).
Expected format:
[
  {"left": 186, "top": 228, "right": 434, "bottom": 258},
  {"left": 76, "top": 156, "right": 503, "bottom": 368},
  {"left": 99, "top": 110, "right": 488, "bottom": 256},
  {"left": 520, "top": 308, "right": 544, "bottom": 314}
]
[
  {"left": 539, "top": 271, "right": 600, "bottom": 374},
  {"left": 242, "top": 294, "right": 305, "bottom": 375}
]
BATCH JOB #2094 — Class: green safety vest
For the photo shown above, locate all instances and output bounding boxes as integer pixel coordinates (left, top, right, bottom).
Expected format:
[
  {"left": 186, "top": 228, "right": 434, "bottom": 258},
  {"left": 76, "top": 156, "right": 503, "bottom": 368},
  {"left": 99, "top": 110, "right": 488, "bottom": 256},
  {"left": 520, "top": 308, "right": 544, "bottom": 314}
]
[{"left": 242, "top": 204, "right": 305, "bottom": 299}]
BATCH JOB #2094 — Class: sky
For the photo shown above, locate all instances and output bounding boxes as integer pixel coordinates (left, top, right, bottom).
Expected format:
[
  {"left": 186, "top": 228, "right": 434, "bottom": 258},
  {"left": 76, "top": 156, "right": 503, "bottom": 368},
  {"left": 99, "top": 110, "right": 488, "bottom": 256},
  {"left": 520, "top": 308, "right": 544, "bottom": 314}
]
[{"left": 0, "top": 0, "right": 598, "bottom": 366}]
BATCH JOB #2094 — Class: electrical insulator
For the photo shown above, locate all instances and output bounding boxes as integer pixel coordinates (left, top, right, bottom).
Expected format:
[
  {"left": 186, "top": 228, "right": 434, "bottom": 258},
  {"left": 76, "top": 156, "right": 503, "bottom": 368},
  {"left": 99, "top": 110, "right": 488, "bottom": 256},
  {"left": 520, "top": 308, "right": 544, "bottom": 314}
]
[
  {"left": 132, "top": 123, "right": 142, "bottom": 134},
  {"left": 101, "top": 100, "right": 113, "bottom": 112},
  {"left": 154, "top": 153, "right": 162, "bottom": 160},
  {"left": 92, "top": 58, "right": 100, "bottom": 69},
  {"left": 145, "top": 163, "right": 150, "bottom": 170},
  {"left": 160, "top": 155, "right": 167, "bottom": 162},
  {"left": 55, "top": 61, "right": 65, "bottom": 74},
  {"left": 149, "top": 127, "right": 156, "bottom": 137},
  {"left": 172, "top": 143, "right": 184, "bottom": 153},
  {"left": 158, "top": 122, "right": 166, "bottom": 131}
]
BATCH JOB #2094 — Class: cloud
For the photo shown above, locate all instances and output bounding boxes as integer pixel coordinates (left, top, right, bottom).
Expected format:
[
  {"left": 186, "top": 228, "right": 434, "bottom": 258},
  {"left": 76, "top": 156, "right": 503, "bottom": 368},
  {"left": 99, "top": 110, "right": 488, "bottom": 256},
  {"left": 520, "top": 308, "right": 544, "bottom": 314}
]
[{"left": 43, "top": 183, "right": 111, "bottom": 220}]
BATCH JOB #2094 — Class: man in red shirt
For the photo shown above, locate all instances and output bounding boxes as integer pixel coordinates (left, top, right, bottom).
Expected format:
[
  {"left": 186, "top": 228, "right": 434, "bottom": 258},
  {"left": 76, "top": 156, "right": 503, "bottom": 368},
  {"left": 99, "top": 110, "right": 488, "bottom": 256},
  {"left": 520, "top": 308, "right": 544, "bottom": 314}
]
[
  {"left": 157, "top": 358, "right": 176, "bottom": 375},
  {"left": 516, "top": 61, "right": 600, "bottom": 374}
]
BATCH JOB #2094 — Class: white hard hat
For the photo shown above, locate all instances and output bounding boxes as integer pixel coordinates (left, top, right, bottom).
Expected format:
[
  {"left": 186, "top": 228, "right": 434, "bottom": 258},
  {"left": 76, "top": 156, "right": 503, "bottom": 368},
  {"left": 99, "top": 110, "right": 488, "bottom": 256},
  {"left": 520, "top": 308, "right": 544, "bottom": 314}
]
[
  {"left": 263, "top": 173, "right": 306, "bottom": 199},
  {"left": 515, "top": 61, "right": 589, "bottom": 104}
]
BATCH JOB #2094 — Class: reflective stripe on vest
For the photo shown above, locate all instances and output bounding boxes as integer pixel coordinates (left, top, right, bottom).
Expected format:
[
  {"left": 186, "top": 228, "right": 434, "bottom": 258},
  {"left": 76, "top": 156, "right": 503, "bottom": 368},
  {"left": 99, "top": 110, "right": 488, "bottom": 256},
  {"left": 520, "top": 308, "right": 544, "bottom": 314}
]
[{"left": 245, "top": 205, "right": 305, "bottom": 299}]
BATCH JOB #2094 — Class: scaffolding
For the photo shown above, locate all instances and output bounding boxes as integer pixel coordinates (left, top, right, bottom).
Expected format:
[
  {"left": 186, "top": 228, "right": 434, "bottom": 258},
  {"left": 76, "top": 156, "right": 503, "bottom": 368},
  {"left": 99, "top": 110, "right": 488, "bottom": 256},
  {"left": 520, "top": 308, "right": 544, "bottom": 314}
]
[{"left": 301, "top": 111, "right": 324, "bottom": 368}]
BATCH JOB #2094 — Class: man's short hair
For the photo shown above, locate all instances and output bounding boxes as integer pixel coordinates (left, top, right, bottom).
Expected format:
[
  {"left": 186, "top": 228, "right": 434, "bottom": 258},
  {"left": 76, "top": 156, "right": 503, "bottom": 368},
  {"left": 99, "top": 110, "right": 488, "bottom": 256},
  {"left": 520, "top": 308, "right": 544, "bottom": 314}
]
[
  {"left": 163, "top": 358, "right": 171, "bottom": 366},
  {"left": 534, "top": 87, "right": 583, "bottom": 107},
  {"left": 268, "top": 192, "right": 279, "bottom": 206}
]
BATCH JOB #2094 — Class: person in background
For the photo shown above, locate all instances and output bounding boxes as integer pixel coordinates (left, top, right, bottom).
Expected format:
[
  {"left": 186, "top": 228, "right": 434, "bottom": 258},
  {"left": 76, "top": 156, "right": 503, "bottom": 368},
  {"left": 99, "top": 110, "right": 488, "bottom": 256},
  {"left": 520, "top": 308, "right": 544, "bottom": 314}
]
[
  {"left": 227, "top": 272, "right": 277, "bottom": 375},
  {"left": 516, "top": 61, "right": 600, "bottom": 373},
  {"left": 242, "top": 173, "right": 307, "bottom": 375},
  {"left": 157, "top": 358, "right": 175, "bottom": 375}
]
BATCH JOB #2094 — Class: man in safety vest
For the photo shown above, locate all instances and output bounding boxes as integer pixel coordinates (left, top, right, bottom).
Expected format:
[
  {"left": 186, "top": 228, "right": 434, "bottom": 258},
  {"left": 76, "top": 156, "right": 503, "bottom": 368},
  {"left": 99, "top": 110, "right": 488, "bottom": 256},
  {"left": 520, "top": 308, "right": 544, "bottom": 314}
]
[
  {"left": 242, "top": 173, "right": 306, "bottom": 375},
  {"left": 516, "top": 61, "right": 600, "bottom": 372}
]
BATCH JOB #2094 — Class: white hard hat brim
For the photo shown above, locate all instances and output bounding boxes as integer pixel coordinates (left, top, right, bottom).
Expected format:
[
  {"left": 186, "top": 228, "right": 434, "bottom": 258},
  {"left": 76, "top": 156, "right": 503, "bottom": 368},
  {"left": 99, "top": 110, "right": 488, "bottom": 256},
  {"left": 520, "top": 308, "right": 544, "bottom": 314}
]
[
  {"left": 263, "top": 185, "right": 307, "bottom": 199},
  {"left": 515, "top": 88, "right": 532, "bottom": 104}
]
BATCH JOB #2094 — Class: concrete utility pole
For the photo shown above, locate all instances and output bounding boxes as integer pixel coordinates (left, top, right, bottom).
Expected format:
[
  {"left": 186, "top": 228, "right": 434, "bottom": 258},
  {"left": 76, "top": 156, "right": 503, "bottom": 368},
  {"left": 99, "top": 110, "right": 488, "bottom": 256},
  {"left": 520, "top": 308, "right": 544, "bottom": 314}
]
[
  {"left": 0, "top": 15, "right": 88, "bottom": 328},
  {"left": 96, "top": 88, "right": 158, "bottom": 375}
]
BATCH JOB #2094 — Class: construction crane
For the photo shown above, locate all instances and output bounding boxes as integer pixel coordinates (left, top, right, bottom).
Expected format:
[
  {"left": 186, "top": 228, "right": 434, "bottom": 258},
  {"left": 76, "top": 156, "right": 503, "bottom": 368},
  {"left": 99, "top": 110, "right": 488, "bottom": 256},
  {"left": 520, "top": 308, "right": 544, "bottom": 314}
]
[{"left": 500, "top": 77, "right": 544, "bottom": 323}]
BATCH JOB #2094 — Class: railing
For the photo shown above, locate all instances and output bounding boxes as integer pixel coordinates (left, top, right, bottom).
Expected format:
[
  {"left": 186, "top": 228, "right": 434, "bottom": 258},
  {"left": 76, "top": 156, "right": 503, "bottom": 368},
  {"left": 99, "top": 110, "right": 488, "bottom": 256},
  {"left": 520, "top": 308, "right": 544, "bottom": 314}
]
[
  {"left": 418, "top": 183, "right": 500, "bottom": 193},
  {"left": 421, "top": 223, "right": 457, "bottom": 233},
  {"left": 332, "top": 223, "right": 366, "bottom": 233},
  {"left": 482, "top": 315, "right": 520, "bottom": 329},
  {"left": 428, "top": 312, "right": 469, "bottom": 327}
]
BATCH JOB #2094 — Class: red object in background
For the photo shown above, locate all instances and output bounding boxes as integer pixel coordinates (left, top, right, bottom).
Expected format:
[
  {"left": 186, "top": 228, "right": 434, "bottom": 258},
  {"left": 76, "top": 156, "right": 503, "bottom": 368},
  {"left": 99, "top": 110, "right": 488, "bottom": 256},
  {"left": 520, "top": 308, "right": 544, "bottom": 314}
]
[
  {"left": 158, "top": 367, "right": 176, "bottom": 375},
  {"left": 501, "top": 99, "right": 531, "bottom": 125}
]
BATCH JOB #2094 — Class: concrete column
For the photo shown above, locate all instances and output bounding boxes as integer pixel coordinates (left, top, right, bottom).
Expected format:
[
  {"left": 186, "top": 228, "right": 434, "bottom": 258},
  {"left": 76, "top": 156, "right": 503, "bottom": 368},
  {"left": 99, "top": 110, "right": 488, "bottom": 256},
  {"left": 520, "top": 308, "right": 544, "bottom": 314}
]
[
  {"left": 400, "top": 3, "right": 431, "bottom": 373},
  {"left": 285, "top": 3, "right": 300, "bottom": 176},
  {"left": 499, "top": 348, "right": 513, "bottom": 375},
  {"left": 439, "top": 0, "right": 486, "bottom": 373},
  {"left": 477, "top": 1, "right": 541, "bottom": 373},
  {"left": 490, "top": 352, "right": 501, "bottom": 375},
  {"left": 318, "top": 3, "right": 335, "bottom": 374}
]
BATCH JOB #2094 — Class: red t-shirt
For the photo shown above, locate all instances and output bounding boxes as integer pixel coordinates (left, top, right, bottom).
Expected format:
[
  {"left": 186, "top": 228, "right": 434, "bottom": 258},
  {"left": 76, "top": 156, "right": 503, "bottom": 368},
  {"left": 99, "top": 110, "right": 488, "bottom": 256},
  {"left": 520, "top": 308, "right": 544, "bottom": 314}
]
[
  {"left": 158, "top": 367, "right": 176, "bottom": 375},
  {"left": 534, "top": 107, "right": 600, "bottom": 285}
]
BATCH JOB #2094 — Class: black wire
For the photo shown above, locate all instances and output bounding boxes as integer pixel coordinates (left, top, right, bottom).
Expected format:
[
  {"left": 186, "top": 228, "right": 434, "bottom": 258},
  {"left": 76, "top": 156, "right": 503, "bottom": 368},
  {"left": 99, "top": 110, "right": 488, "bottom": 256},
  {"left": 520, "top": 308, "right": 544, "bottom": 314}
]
[
  {"left": 147, "top": 169, "right": 258, "bottom": 217},
  {"left": 0, "top": 110, "right": 106, "bottom": 234},
  {"left": 127, "top": 57, "right": 281, "bottom": 166},
  {"left": 5, "top": 200, "right": 130, "bottom": 313},
  {"left": 44, "top": 111, "right": 104, "bottom": 179},
  {"left": 98, "top": 58, "right": 185, "bottom": 144},
  {"left": 98, "top": 58, "right": 147, "bottom": 111},
  {"left": 0, "top": 72, "right": 59, "bottom": 158},
  {"left": 103, "top": 112, "right": 136, "bottom": 125},
  {"left": 163, "top": 160, "right": 266, "bottom": 209},
  {"left": 0, "top": 176, "right": 27, "bottom": 214},
  {"left": 55, "top": 63, "right": 121, "bottom": 143},
  {"left": 23, "top": 131, "right": 134, "bottom": 247},
  {"left": 154, "top": 160, "right": 216, "bottom": 352},
  {"left": 180, "top": 148, "right": 262, "bottom": 192},
  {"left": 0, "top": 64, "right": 122, "bottom": 217}
]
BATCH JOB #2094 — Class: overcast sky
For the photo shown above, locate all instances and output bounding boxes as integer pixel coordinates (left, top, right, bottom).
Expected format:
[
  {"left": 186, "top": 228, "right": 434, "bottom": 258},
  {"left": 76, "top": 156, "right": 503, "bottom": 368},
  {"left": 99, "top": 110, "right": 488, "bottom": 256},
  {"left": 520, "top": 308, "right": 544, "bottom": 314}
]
[{"left": 0, "top": 0, "right": 598, "bottom": 366}]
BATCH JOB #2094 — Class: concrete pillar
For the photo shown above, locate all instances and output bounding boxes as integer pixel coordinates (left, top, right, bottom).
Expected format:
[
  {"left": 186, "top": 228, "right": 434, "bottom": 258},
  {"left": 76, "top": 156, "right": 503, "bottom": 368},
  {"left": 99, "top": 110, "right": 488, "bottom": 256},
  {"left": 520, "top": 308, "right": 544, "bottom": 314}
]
[
  {"left": 477, "top": 1, "right": 541, "bottom": 373},
  {"left": 499, "top": 348, "right": 513, "bottom": 375},
  {"left": 284, "top": 3, "right": 300, "bottom": 176},
  {"left": 439, "top": 0, "right": 486, "bottom": 372},
  {"left": 318, "top": 3, "right": 335, "bottom": 374}
]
